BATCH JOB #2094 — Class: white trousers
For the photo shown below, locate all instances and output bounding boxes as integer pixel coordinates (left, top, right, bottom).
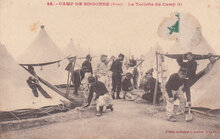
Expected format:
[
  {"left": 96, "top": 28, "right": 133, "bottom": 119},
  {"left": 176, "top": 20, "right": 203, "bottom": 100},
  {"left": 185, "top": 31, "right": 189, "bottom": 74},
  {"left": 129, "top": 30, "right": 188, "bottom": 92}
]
[
  {"left": 166, "top": 88, "right": 186, "bottom": 117},
  {"left": 96, "top": 93, "right": 113, "bottom": 112}
]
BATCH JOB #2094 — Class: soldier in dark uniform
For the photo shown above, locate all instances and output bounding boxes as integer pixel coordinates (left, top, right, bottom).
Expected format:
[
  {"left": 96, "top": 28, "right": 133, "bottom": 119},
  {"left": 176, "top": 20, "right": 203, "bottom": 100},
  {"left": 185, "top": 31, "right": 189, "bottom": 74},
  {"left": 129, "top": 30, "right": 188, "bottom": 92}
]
[
  {"left": 165, "top": 67, "right": 191, "bottom": 122},
  {"left": 110, "top": 53, "right": 124, "bottom": 99},
  {"left": 81, "top": 54, "right": 93, "bottom": 75},
  {"left": 81, "top": 54, "right": 93, "bottom": 94},
  {"left": 71, "top": 66, "right": 88, "bottom": 96},
  {"left": 132, "top": 68, "right": 139, "bottom": 89},
  {"left": 142, "top": 69, "right": 162, "bottom": 104},
  {"left": 84, "top": 77, "right": 113, "bottom": 116},
  {"left": 129, "top": 55, "right": 139, "bottom": 89},
  {"left": 122, "top": 73, "right": 132, "bottom": 99},
  {"left": 176, "top": 52, "right": 197, "bottom": 80}
]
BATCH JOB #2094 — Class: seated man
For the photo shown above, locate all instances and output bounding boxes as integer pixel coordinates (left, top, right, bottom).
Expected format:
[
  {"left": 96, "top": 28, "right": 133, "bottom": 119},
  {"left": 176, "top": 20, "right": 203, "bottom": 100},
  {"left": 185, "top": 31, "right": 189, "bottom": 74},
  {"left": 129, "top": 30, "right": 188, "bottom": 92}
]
[
  {"left": 165, "top": 67, "right": 191, "bottom": 122},
  {"left": 122, "top": 73, "right": 137, "bottom": 101},
  {"left": 142, "top": 69, "right": 162, "bottom": 104},
  {"left": 84, "top": 77, "right": 113, "bottom": 116},
  {"left": 186, "top": 53, "right": 218, "bottom": 87}
]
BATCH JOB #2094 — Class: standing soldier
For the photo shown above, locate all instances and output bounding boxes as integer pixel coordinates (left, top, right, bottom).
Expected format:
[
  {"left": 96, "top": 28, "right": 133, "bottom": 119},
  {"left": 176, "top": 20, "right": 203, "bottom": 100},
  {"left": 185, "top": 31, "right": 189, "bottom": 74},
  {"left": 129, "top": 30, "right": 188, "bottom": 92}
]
[
  {"left": 108, "top": 56, "right": 116, "bottom": 69},
  {"left": 128, "top": 55, "right": 139, "bottom": 89},
  {"left": 177, "top": 52, "right": 197, "bottom": 80},
  {"left": 110, "top": 53, "right": 124, "bottom": 99},
  {"left": 128, "top": 55, "right": 137, "bottom": 67},
  {"left": 132, "top": 68, "right": 139, "bottom": 89},
  {"left": 81, "top": 54, "right": 93, "bottom": 77},
  {"left": 108, "top": 56, "right": 116, "bottom": 94},
  {"left": 94, "top": 55, "right": 110, "bottom": 89},
  {"left": 71, "top": 67, "right": 87, "bottom": 96},
  {"left": 165, "top": 67, "right": 191, "bottom": 122},
  {"left": 81, "top": 54, "right": 93, "bottom": 102}
]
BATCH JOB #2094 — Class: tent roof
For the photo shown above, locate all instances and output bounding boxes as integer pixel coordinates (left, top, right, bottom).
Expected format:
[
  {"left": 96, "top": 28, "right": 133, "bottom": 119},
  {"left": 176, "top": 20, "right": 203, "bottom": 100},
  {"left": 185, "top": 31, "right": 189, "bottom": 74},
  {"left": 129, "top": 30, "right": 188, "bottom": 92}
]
[
  {"left": 64, "top": 38, "right": 77, "bottom": 57},
  {"left": 17, "top": 25, "right": 64, "bottom": 64},
  {"left": 159, "top": 13, "right": 215, "bottom": 75},
  {"left": 141, "top": 43, "right": 164, "bottom": 71},
  {"left": 0, "top": 44, "right": 69, "bottom": 111},
  {"left": 17, "top": 25, "right": 68, "bottom": 85},
  {"left": 159, "top": 13, "right": 219, "bottom": 109}
]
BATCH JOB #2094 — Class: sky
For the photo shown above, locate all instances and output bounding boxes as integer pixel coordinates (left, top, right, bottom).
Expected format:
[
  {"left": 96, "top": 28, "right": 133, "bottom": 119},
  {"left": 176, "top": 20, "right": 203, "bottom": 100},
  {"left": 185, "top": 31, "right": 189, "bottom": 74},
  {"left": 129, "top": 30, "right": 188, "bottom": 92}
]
[{"left": 1, "top": 0, "right": 220, "bottom": 59}]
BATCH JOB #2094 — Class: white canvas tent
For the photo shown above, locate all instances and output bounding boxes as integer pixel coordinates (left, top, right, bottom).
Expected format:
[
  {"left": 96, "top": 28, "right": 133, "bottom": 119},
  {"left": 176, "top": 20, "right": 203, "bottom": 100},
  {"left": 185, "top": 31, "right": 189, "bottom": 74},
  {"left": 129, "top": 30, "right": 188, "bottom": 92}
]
[
  {"left": 191, "top": 60, "right": 220, "bottom": 110},
  {"left": 143, "top": 43, "right": 164, "bottom": 67},
  {"left": 64, "top": 38, "right": 85, "bottom": 70},
  {"left": 0, "top": 43, "right": 69, "bottom": 112},
  {"left": 64, "top": 38, "right": 77, "bottom": 57},
  {"left": 17, "top": 25, "right": 68, "bottom": 85},
  {"left": 159, "top": 13, "right": 215, "bottom": 75},
  {"left": 141, "top": 43, "right": 169, "bottom": 80},
  {"left": 158, "top": 13, "right": 218, "bottom": 110}
]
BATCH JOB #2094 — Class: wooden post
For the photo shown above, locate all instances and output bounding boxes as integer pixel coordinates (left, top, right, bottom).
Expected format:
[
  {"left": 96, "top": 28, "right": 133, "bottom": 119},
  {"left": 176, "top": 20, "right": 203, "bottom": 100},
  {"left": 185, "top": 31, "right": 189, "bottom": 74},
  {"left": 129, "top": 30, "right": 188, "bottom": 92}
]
[
  {"left": 66, "top": 71, "right": 70, "bottom": 97},
  {"left": 159, "top": 54, "right": 166, "bottom": 106},
  {"left": 66, "top": 57, "right": 76, "bottom": 97},
  {"left": 153, "top": 51, "right": 159, "bottom": 106}
]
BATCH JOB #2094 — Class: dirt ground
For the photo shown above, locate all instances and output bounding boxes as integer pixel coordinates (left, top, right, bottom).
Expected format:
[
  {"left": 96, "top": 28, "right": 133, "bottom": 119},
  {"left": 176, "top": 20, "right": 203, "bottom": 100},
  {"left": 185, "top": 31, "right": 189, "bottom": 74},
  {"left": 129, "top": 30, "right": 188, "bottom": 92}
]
[{"left": 1, "top": 100, "right": 220, "bottom": 139}]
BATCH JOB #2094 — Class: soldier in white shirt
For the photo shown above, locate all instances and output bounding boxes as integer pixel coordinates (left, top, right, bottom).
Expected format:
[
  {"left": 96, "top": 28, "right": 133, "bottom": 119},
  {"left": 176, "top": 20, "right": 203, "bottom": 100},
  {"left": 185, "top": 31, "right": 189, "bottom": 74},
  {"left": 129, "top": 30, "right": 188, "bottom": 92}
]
[{"left": 95, "top": 55, "right": 110, "bottom": 90}]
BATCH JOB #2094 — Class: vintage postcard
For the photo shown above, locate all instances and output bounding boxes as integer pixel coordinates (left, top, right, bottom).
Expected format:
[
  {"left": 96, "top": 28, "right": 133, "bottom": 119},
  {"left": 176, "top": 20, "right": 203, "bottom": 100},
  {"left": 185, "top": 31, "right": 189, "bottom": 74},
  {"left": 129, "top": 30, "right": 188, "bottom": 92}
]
[{"left": 0, "top": 0, "right": 220, "bottom": 138}]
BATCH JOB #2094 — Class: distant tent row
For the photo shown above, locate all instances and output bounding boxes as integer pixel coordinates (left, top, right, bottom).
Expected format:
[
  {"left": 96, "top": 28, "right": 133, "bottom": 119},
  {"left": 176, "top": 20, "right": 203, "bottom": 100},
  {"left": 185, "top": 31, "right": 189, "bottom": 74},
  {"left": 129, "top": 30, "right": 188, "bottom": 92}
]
[
  {"left": 64, "top": 38, "right": 87, "bottom": 70},
  {"left": 140, "top": 43, "right": 169, "bottom": 85},
  {"left": 17, "top": 25, "right": 68, "bottom": 86}
]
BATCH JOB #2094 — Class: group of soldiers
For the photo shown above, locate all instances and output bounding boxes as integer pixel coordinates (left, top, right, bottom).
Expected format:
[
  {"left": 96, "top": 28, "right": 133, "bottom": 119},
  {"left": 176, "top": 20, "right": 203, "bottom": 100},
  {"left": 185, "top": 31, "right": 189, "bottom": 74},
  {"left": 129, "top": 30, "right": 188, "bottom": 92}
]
[
  {"left": 25, "top": 50, "right": 218, "bottom": 120},
  {"left": 70, "top": 52, "right": 218, "bottom": 119},
  {"left": 165, "top": 52, "right": 218, "bottom": 122},
  {"left": 71, "top": 53, "right": 141, "bottom": 116}
]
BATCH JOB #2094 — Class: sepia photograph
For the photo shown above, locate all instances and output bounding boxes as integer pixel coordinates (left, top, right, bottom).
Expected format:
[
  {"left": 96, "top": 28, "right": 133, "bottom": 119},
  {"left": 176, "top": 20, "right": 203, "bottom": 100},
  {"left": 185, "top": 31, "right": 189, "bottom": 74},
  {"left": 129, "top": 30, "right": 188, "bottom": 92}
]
[{"left": 0, "top": 0, "right": 220, "bottom": 138}]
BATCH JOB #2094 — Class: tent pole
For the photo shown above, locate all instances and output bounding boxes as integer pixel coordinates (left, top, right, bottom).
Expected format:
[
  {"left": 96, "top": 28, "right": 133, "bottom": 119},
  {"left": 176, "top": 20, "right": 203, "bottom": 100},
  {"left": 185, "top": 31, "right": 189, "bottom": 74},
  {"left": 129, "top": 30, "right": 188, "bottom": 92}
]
[
  {"left": 159, "top": 54, "right": 166, "bottom": 107},
  {"left": 66, "top": 71, "right": 70, "bottom": 97},
  {"left": 66, "top": 57, "right": 76, "bottom": 97},
  {"left": 9, "top": 112, "right": 21, "bottom": 121},
  {"left": 153, "top": 51, "right": 159, "bottom": 106}
]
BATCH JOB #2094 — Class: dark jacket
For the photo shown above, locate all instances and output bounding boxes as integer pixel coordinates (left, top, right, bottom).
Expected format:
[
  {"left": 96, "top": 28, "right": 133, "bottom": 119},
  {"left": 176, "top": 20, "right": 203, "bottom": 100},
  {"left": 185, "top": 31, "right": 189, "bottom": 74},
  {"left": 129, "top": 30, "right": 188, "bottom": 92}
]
[
  {"left": 87, "top": 81, "right": 108, "bottom": 105},
  {"left": 110, "top": 59, "right": 123, "bottom": 73},
  {"left": 143, "top": 77, "right": 162, "bottom": 96},
  {"left": 122, "top": 78, "right": 132, "bottom": 91},
  {"left": 72, "top": 69, "right": 84, "bottom": 88},
  {"left": 129, "top": 59, "right": 137, "bottom": 67},
  {"left": 165, "top": 73, "right": 191, "bottom": 102},
  {"left": 82, "top": 61, "right": 93, "bottom": 74},
  {"left": 177, "top": 58, "right": 197, "bottom": 79},
  {"left": 133, "top": 68, "right": 139, "bottom": 78}
]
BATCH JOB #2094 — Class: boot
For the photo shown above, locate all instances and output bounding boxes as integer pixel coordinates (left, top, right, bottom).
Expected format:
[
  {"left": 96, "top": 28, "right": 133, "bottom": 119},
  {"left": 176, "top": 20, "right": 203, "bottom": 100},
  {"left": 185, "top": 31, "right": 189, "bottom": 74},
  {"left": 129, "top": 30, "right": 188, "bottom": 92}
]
[
  {"left": 106, "top": 105, "right": 114, "bottom": 111},
  {"left": 116, "top": 92, "right": 122, "bottom": 99},
  {"left": 123, "top": 92, "right": 126, "bottom": 101},
  {"left": 112, "top": 92, "right": 115, "bottom": 100},
  {"left": 167, "top": 116, "right": 177, "bottom": 122},
  {"left": 73, "top": 91, "right": 78, "bottom": 96},
  {"left": 96, "top": 106, "right": 103, "bottom": 116}
]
